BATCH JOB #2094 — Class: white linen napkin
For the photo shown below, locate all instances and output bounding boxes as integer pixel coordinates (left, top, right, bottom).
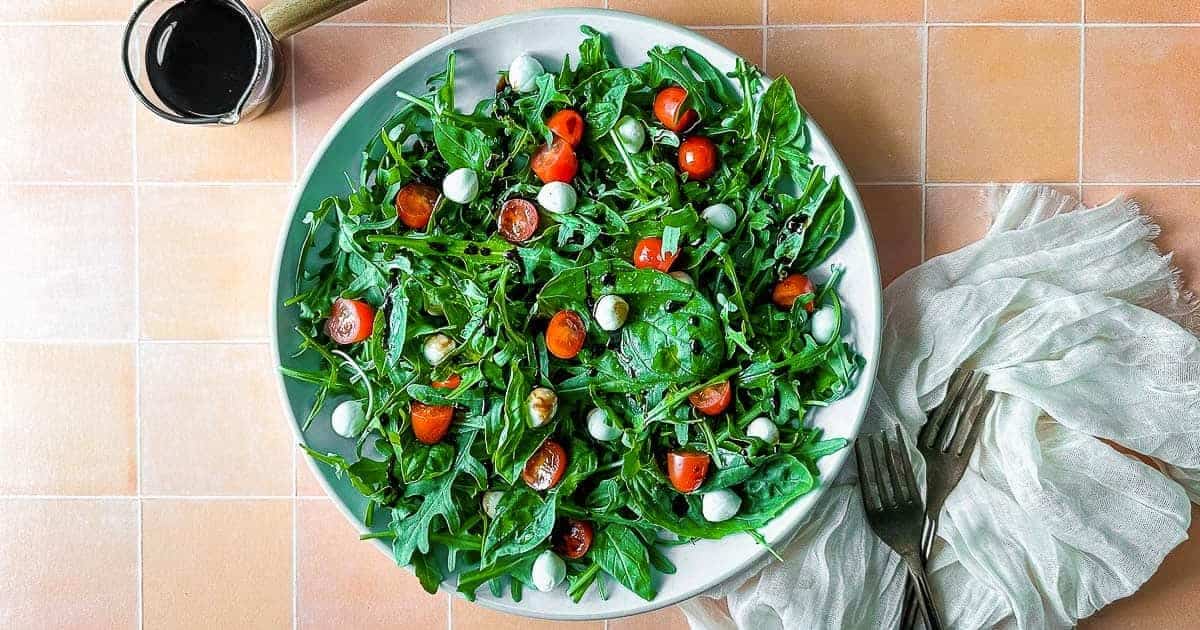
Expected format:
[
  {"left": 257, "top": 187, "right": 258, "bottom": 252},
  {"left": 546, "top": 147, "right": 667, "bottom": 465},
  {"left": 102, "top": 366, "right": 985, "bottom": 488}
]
[{"left": 679, "top": 184, "right": 1200, "bottom": 630}]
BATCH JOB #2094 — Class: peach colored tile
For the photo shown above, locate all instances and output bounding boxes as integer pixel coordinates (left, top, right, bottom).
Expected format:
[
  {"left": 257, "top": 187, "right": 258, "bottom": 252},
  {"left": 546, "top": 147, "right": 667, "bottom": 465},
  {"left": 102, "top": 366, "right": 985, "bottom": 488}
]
[
  {"left": 928, "top": 0, "right": 1080, "bottom": 22},
  {"left": 858, "top": 185, "right": 922, "bottom": 287},
  {"left": 1082, "top": 185, "right": 1200, "bottom": 295},
  {"left": 0, "top": 185, "right": 134, "bottom": 340},
  {"left": 768, "top": 0, "right": 923, "bottom": 24},
  {"left": 298, "top": 498, "right": 449, "bottom": 628},
  {"left": 298, "top": 454, "right": 329, "bottom": 496},
  {"left": 927, "top": 27, "right": 1080, "bottom": 183},
  {"left": 1086, "top": 0, "right": 1200, "bottom": 23},
  {"left": 701, "top": 28, "right": 764, "bottom": 67},
  {"left": 0, "top": 26, "right": 131, "bottom": 182},
  {"left": 138, "top": 184, "right": 291, "bottom": 340},
  {"left": 327, "top": 1, "right": 446, "bottom": 23},
  {"left": 452, "top": 598, "right": 604, "bottom": 629},
  {"left": 767, "top": 27, "right": 923, "bottom": 182},
  {"left": 0, "top": 0, "right": 132, "bottom": 20},
  {"left": 1083, "top": 27, "right": 1200, "bottom": 182},
  {"left": 609, "top": 0, "right": 760, "bottom": 26},
  {"left": 141, "top": 343, "right": 292, "bottom": 496},
  {"left": 610, "top": 605, "right": 690, "bottom": 630},
  {"left": 923, "top": 186, "right": 993, "bottom": 259},
  {"left": 0, "top": 499, "right": 137, "bottom": 629},
  {"left": 451, "top": 0, "right": 603, "bottom": 24},
  {"left": 142, "top": 499, "right": 292, "bottom": 630},
  {"left": 294, "top": 26, "right": 446, "bottom": 167},
  {"left": 0, "top": 343, "right": 136, "bottom": 495}
]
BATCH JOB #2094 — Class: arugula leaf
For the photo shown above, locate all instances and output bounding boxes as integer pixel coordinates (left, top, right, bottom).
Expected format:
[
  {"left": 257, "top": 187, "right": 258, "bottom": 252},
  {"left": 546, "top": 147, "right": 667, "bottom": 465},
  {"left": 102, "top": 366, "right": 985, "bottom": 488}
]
[{"left": 592, "top": 525, "right": 656, "bottom": 601}]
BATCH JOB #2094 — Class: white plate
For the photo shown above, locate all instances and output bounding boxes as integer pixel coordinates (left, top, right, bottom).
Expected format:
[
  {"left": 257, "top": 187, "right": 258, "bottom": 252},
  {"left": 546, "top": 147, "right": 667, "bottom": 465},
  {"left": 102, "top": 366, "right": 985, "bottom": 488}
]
[{"left": 270, "top": 8, "right": 882, "bottom": 621}]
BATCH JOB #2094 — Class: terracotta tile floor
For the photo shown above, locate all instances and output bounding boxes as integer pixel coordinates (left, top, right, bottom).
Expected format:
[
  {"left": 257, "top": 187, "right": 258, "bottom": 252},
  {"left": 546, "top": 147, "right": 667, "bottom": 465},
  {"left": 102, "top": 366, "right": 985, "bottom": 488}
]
[{"left": 1, "top": 1, "right": 1198, "bottom": 628}]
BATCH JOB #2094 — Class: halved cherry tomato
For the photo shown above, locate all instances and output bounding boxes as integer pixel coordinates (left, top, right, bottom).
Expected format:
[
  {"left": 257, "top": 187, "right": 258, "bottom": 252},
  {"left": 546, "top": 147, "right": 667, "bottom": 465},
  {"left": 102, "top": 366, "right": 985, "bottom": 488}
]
[
  {"left": 666, "top": 450, "right": 710, "bottom": 493},
  {"left": 531, "top": 138, "right": 579, "bottom": 183},
  {"left": 548, "top": 109, "right": 585, "bottom": 147},
  {"left": 431, "top": 374, "right": 461, "bottom": 390},
  {"left": 654, "top": 85, "right": 698, "bottom": 132},
  {"left": 546, "top": 310, "right": 586, "bottom": 359},
  {"left": 632, "top": 237, "right": 679, "bottom": 272},
  {"left": 325, "top": 297, "right": 375, "bottom": 345},
  {"left": 772, "top": 273, "right": 816, "bottom": 312},
  {"left": 553, "top": 519, "right": 594, "bottom": 559},
  {"left": 497, "top": 198, "right": 539, "bottom": 243},
  {"left": 523, "top": 440, "right": 568, "bottom": 491},
  {"left": 411, "top": 402, "right": 454, "bottom": 444},
  {"left": 394, "top": 182, "right": 440, "bottom": 229},
  {"left": 678, "top": 136, "right": 717, "bottom": 181},
  {"left": 688, "top": 380, "right": 733, "bottom": 416}
]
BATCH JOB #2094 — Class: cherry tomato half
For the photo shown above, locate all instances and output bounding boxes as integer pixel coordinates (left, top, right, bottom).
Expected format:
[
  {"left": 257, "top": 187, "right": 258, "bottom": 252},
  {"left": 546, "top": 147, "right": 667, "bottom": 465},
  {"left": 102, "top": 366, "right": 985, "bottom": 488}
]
[
  {"left": 431, "top": 374, "right": 461, "bottom": 390},
  {"left": 546, "top": 310, "right": 586, "bottom": 360},
  {"left": 632, "top": 237, "right": 679, "bottom": 272},
  {"left": 688, "top": 380, "right": 733, "bottom": 416},
  {"left": 325, "top": 298, "right": 375, "bottom": 345},
  {"left": 531, "top": 138, "right": 579, "bottom": 184},
  {"left": 678, "top": 136, "right": 718, "bottom": 181},
  {"left": 773, "top": 273, "right": 816, "bottom": 313},
  {"left": 666, "top": 450, "right": 710, "bottom": 493},
  {"left": 548, "top": 109, "right": 585, "bottom": 147},
  {"left": 523, "top": 440, "right": 568, "bottom": 491},
  {"left": 654, "top": 85, "right": 698, "bottom": 132},
  {"left": 411, "top": 402, "right": 454, "bottom": 445},
  {"left": 394, "top": 182, "right": 440, "bottom": 229},
  {"left": 553, "top": 519, "right": 595, "bottom": 559},
  {"left": 497, "top": 198, "right": 539, "bottom": 243}
]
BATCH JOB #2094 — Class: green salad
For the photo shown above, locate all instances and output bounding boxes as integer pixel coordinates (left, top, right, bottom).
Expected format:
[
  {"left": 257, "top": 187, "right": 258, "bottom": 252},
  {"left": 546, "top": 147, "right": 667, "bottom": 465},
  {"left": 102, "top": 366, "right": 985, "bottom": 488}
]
[{"left": 284, "top": 26, "right": 863, "bottom": 603}]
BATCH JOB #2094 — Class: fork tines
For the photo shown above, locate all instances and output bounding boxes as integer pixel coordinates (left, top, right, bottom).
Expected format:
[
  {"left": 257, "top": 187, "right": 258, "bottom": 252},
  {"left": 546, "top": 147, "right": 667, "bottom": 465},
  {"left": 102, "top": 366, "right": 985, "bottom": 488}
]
[
  {"left": 856, "top": 424, "right": 921, "bottom": 514},
  {"left": 920, "top": 369, "right": 993, "bottom": 456}
]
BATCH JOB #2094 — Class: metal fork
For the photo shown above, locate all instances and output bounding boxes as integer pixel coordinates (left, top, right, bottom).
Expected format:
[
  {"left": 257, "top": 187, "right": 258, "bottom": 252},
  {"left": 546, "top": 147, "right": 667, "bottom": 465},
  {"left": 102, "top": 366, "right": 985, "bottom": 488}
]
[
  {"left": 900, "top": 369, "right": 996, "bottom": 629},
  {"left": 856, "top": 425, "right": 942, "bottom": 630}
]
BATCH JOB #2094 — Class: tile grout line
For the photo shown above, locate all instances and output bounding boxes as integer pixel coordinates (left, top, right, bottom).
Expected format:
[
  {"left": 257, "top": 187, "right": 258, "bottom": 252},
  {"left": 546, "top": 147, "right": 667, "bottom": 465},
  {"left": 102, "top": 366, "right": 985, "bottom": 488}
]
[
  {"left": 1077, "top": 3, "right": 1086, "bottom": 193},
  {"left": 290, "top": 36, "right": 300, "bottom": 630},
  {"left": 760, "top": 0, "right": 768, "bottom": 72},
  {"left": 920, "top": 1, "right": 929, "bottom": 262},
  {"left": 132, "top": 70, "right": 145, "bottom": 630}
]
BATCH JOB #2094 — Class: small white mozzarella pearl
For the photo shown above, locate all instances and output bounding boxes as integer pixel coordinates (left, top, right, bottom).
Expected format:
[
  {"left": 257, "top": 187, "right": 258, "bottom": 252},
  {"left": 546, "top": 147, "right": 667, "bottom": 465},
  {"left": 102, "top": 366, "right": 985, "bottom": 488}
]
[
  {"left": 537, "top": 181, "right": 577, "bottom": 214},
  {"left": 508, "top": 54, "right": 545, "bottom": 93},
  {"left": 481, "top": 491, "right": 504, "bottom": 519},
  {"left": 701, "top": 203, "right": 737, "bottom": 234},
  {"left": 702, "top": 489, "right": 742, "bottom": 522},
  {"left": 527, "top": 387, "right": 558, "bottom": 427},
  {"left": 592, "top": 295, "right": 629, "bottom": 331},
  {"left": 810, "top": 306, "right": 839, "bottom": 344},
  {"left": 531, "top": 550, "right": 566, "bottom": 592},
  {"left": 586, "top": 408, "right": 621, "bottom": 442},
  {"left": 669, "top": 271, "right": 694, "bottom": 285},
  {"left": 616, "top": 116, "right": 645, "bottom": 153},
  {"left": 442, "top": 168, "right": 479, "bottom": 204},
  {"left": 746, "top": 417, "right": 780, "bottom": 445},
  {"left": 423, "top": 334, "right": 456, "bottom": 366},
  {"left": 331, "top": 400, "right": 367, "bottom": 438}
]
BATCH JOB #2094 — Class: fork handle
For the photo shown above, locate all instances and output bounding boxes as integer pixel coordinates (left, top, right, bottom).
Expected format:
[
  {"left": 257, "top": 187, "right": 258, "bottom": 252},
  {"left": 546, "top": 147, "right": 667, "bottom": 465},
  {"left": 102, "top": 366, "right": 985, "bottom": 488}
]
[
  {"left": 901, "top": 552, "right": 943, "bottom": 630},
  {"left": 900, "top": 518, "right": 939, "bottom": 629}
]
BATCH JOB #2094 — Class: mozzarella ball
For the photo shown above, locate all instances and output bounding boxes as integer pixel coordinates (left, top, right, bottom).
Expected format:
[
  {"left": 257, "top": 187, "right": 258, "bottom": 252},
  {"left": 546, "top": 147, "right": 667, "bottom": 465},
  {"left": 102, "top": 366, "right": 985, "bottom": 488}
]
[
  {"left": 593, "top": 294, "right": 629, "bottom": 331},
  {"left": 527, "top": 387, "right": 558, "bottom": 427},
  {"left": 481, "top": 491, "right": 504, "bottom": 519},
  {"left": 508, "top": 54, "right": 545, "bottom": 93},
  {"left": 702, "top": 489, "right": 742, "bottom": 522},
  {"left": 747, "top": 417, "right": 780, "bottom": 445},
  {"left": 616, "top": 116, "right": 645, "bottom": 153},
  {"left": 537, "top": 181, "right": 577, "bottom": 214},
  {"left": 331, "top": 400, "right": 367, "bottom": 438},
  {"left": 442, "top": 168, "right": 479, "bottom": 204},
  {"left": 531, "top": 550, "right": 566, "bottom": 592},
  {"left": 701, "top": 203, "right": 737, "bottom": 234},
  {"left": 586, "top": 408, "right": 621, "bottom": 442},
  {"left": 811, "top": 306, "right": 839, "bottom": 344},
  {"left": 669, "top": 271, "right": 694, "bottom": 285},
  {"left": 423, "top": 333, "right": 456, "bottom": 366}
]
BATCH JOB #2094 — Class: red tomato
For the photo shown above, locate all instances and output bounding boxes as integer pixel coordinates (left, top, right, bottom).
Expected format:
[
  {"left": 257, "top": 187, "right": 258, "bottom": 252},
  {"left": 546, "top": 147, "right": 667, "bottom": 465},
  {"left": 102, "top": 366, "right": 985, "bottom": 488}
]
[
  {"left": 654, "top": 86, "right": 698, "bottom": 132},
  {"left": 632, "top": 237, "right": 679, "bottom": 272},
  {"left": 394, "top": 182, "right": 440, "bottom": 229},
  {"left": 532, "top": 138, "right": 578, "bottom": 183},
  {"left": 546, "top": 310, "right": 586, "bottom": 360},
  {"left": 523, "top": 440, "right": 568, "bottom": 491},
  {"left": 497, "top": 198, "right": 539, "bottom": 243},
  {"left": 666, "top": 450, "right": 710, "bottom": 493},
  {"left": 325, "top": 298, "right": 375, "bottom": 345},
  {"left": 553, "top": 519, "right": 595, "bottom": 559},
  {"left": 431, "top": 374, "right": 461, "bottom": 389},
  {"left": 678, "top": 136, "right": 717, "bottom": 181},
  {"left": 688, "top": 380, "right": 733, "bottom": 416},
  {"left": 773, "top": 274, "right": 816, "bottom": 312},
  {"left": 548, "top": 109, "right": 585, "bottom": 147},
  {"left": 411, "top": 402, "right": 454, "bottom": 445}
]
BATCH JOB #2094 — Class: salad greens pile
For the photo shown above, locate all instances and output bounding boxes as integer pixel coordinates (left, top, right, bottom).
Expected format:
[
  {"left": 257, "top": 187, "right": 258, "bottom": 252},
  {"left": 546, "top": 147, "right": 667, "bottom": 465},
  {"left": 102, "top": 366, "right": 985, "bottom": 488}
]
[{"left": 284, "top": 26, "right": 863, "bottom": 603}]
